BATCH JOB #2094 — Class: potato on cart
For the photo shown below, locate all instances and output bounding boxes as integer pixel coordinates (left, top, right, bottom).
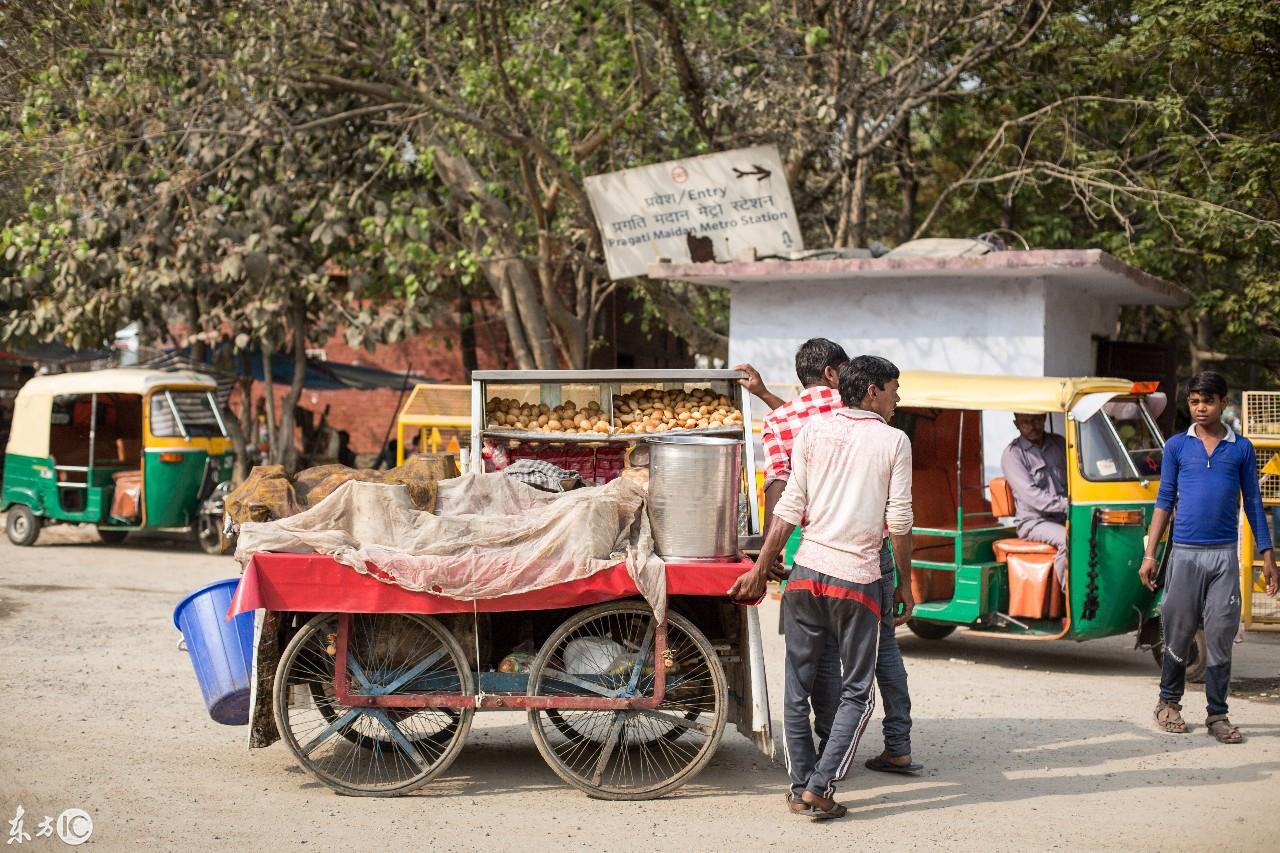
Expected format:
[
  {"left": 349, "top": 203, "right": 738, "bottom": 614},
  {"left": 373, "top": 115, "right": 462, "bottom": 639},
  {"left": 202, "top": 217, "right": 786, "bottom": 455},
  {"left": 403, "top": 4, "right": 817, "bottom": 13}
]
[{"left": 231, "top": 370, "right": 771, "bottom": 800}]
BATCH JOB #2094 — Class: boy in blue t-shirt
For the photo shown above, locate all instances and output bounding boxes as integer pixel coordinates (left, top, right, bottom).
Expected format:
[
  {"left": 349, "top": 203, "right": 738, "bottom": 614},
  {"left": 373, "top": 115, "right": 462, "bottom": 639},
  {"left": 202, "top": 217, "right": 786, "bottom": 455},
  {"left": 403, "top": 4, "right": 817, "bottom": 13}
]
[{"left": 1140, "top": 371, "right": 1278, "bottom": 742}]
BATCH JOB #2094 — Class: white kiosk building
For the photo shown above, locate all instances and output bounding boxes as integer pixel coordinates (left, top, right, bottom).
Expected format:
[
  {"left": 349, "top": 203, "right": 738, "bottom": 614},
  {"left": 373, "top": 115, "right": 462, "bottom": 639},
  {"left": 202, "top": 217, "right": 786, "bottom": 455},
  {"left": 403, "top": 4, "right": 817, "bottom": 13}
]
[{"left": 652, "top": 248, "right": 1188, "bottom": 475}]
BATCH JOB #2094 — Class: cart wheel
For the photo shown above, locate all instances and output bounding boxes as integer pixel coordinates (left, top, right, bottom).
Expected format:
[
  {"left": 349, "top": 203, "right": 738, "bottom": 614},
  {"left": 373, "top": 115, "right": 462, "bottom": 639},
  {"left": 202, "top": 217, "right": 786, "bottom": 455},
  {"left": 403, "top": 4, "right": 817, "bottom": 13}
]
[
  {"left": 274, "top": 613, "right": 473, "bottom": 796},
  {"left": 907, "top": 619, "right": 956, "bottom": 641},
  {"left": 98, "top": 528, "right": 129, "bottom": 545},
  {"left": 307, "top": 681, "right": 462, "bottom": 753},
  {"left": 526, "top": 602, "right": 727, "bottom": 800},
  {"left": 1151, "top": 627, "right": 1207, "bottom": 684},
  {"left": 5, "top": 505, "right": 41, "bottom": 547}
]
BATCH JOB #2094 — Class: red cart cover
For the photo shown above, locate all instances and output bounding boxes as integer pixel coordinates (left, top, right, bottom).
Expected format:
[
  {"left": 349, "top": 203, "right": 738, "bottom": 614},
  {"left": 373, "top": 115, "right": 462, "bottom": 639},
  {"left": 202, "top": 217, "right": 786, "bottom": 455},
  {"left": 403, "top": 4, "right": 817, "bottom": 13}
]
[{"left": 229, "top": 552, "right": 754, "bottom": 618}]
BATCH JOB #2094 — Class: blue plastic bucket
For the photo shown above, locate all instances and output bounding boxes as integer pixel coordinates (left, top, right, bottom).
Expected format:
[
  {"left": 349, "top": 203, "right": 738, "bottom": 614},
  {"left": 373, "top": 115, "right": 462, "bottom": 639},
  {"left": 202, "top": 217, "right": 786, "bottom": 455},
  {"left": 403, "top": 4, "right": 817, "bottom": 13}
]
[{"left": 173, "top": 579, "right": 254, "bottom": 725}]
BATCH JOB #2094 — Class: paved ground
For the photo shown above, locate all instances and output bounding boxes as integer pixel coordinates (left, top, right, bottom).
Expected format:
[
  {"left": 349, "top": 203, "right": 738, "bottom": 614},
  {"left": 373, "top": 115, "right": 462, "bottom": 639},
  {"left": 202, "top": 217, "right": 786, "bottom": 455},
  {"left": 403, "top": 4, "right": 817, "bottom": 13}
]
[{"left": 2, "top": 521, "right": 1279, "bottom": 851}]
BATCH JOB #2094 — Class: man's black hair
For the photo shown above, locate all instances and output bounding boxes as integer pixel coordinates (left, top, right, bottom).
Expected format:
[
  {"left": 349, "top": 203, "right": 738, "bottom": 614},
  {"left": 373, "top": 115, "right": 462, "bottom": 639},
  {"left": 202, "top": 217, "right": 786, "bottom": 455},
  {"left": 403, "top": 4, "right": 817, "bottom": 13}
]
[
  {"left": 794, "top": 338, "right": 849, "bottom": 386},
  {"left": 838, "top": 355, "right": 900, "bottom": 407},
  {"left": 1186, "top": 370, "right": 1229, "bottom": 399}
]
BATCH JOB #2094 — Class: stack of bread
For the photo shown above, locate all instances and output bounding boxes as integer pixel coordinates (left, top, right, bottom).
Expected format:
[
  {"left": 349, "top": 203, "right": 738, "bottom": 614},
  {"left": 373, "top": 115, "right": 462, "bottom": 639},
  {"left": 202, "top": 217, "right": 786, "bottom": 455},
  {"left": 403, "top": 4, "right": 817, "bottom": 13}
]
[
  {"left": 485, "top": 397, "right": 613, "bottom": 434},
  {"left": 613, "top": 388, "right": 743, "bottom": 434}
]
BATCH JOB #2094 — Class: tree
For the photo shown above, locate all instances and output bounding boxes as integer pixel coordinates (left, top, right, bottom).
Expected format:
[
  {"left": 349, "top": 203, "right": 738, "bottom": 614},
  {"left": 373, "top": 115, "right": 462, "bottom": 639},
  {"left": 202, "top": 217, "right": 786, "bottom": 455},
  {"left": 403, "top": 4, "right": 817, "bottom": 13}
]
[
  {"left": 905, "top": 1, "right": 1280, "bottom": 379},
  {"left": 0, "top": 2, "right": 441, "bottom": 473}
]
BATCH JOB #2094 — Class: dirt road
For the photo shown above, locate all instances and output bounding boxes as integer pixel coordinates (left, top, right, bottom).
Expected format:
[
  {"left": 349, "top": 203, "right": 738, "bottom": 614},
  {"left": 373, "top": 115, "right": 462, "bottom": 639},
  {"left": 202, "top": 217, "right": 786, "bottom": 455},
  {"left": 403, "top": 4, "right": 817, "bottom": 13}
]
[{"left": 2, "top": 523, "right": 1279, "bottom": 851}]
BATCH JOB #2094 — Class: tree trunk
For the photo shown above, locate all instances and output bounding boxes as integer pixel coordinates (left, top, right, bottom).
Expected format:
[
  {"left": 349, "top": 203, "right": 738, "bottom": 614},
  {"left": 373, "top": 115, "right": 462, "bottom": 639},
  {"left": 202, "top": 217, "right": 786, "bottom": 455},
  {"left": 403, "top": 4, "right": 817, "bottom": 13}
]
[
  {"left": 273, "top": 296, "right": 308, "bottom": 471},
  {"left": 849, "top": 147, "right": 870, "bottom": 248},
  {"left": 458, "top": 291, "right": 478, "bottom": 379},
  {"left": 896, "top": 117, "right": 917, "bottom": 246},
  {"left": 262, "top": 349, "right": 278, "bottom": 463}
]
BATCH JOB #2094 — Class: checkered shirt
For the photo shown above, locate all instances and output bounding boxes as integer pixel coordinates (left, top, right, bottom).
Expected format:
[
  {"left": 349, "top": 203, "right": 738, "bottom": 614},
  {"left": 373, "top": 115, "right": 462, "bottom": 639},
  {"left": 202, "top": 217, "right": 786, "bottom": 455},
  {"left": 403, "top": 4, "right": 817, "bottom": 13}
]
[{"left": 761, "top": 385, "right": 844, "bottom": 487}]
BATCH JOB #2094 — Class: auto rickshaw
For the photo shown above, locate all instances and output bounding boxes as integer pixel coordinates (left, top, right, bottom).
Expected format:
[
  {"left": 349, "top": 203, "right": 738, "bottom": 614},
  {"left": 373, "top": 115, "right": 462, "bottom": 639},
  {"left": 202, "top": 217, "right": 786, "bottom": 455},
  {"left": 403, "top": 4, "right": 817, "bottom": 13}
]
[
  {"left": 2, "top": 368, "right": 234, "bottom": 553},
  {"left": 888, "top": 371, "right": 1182, "bottom": 673}
]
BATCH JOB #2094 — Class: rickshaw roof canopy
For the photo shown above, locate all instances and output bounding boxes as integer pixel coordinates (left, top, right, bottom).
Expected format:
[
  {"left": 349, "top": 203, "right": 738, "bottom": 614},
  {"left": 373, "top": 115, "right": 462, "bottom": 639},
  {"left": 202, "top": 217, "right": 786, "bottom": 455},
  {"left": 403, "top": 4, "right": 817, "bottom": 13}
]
[
  {"left": 7, "top": 369, "right": 218, "bottom": 459},
  {"left": 15, "top": 368, "right": 217, "bottom": 399},
  {"left": 897, "top": 371, "right": 1134, "bottom": 414}
]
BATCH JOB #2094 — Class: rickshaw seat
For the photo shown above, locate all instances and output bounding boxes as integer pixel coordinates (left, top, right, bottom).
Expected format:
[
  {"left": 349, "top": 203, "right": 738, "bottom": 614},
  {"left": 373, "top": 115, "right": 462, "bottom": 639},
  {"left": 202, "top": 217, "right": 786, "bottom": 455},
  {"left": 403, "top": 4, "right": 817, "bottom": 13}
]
[
  {"left": 992, "top": 538, "right": 1056, "bottom": 557},
  {"left": 989, "top": 477, "right": 1015, "bottom": 518},
  {"left": 110, "top": 469, "right": 142, "bottom": 521},
  {"left": 993, "top": 539, "right": 1063, "bottom": 619}
]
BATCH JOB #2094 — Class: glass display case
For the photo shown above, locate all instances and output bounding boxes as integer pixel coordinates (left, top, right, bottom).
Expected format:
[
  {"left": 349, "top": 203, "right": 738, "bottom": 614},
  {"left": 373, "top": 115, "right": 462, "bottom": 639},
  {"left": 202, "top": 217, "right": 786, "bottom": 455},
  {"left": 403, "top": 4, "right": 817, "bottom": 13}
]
[{"left": 469, "top": 369, "right": 760, "bottom": 536}]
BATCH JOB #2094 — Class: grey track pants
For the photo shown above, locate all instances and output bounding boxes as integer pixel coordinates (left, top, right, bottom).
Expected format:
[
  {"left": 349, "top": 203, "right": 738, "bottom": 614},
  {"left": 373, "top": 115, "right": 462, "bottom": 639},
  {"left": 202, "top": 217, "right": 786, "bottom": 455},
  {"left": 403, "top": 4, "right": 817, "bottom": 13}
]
[
  {"left": 782, "top": 563, "right": 881, "bottom": 801},
  {"left": 809, "top": 543, "right": 912, "bottom": 757},
  {"left": 1158, "top": 543, "right": 1241, "bottom": 717}
]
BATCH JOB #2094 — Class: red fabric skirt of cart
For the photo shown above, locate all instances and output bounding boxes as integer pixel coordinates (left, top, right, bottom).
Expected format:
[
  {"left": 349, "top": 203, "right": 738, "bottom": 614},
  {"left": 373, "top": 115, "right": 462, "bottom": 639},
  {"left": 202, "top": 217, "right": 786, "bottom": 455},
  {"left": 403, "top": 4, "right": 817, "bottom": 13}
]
[{"left": 229, "top": 552, "right": 757, "bottom": 617}]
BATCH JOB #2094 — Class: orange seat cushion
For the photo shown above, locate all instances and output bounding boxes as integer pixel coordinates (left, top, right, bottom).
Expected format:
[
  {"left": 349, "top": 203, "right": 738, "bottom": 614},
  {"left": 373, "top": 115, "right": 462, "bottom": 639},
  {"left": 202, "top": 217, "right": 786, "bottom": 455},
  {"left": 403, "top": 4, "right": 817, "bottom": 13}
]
[
  {"left": 1002, "top": 551, "right": 1065, "bottom": 619},
  {"left": 993, "top": 538, "right": 1057, "bottom": 560},
  {"left": 989, "top": 476, "right": 1015, "bottom": 517}
]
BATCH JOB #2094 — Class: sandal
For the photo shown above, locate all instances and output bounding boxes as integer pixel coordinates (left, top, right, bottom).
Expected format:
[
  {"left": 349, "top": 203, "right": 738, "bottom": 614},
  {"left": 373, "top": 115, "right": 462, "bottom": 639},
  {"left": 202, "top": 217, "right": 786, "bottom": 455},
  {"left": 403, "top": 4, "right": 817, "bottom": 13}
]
[
  {"left": 1154, "top": 701, "right": 1189, "bottom": 734},
  {"left": 865, "top": 753, "right": 924, "bottom": 775},
  {"left": 1206, "top": 714, "right": 1243, "bottom": 744},
  {"left": 784, "top": 793, "right": 813, "bottom": 816},
  {"left": 801, "top": 790, "right": 848, "bottom": 821}
]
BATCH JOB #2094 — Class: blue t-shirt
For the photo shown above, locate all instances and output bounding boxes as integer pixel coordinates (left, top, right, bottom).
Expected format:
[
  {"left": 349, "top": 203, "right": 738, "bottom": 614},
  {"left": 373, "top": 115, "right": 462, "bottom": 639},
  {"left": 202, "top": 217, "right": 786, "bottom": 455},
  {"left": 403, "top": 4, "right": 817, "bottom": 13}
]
[{"left": 1155, "top": 425, "right": 1272, "bottom": 551}]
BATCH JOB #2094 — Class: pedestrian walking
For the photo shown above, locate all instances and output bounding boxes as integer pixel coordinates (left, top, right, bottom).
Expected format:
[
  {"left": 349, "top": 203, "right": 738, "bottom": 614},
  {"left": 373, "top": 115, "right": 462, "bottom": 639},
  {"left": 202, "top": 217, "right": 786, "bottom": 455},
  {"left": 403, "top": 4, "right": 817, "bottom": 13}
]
[
  {"left": 737, "top": 341, "right": 922, "bottom": 778},
  {"left": 1141, "top": 371, "right": 1279, "bottom": 742},
  {"left": 730, "top": 355, "right": 913, "bottom": 819}
]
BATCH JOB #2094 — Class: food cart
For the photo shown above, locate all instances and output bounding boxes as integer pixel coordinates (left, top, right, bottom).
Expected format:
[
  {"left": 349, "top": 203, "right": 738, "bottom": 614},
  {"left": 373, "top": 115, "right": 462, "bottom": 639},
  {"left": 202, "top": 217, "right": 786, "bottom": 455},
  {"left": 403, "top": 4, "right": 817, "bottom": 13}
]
[{"left": 231, "top": 369, "right": 772, "bottom": 799}]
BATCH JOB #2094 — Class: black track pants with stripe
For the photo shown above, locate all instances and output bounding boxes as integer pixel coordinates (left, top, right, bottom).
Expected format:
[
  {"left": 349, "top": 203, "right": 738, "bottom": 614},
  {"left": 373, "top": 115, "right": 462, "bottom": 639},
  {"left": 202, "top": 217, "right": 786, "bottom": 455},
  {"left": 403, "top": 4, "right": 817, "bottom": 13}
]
[{"left": 782, "top": 562, "right": 882, "bottom": 801}]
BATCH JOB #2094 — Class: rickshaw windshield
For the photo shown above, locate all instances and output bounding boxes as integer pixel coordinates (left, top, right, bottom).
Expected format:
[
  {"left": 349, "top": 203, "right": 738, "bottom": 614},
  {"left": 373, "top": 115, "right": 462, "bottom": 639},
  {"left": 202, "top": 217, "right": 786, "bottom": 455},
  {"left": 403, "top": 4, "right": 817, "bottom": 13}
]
[
  {"left": 150, "top": 391, "right": 226, "bottom": 438},
  {"left": 1077, "top": 396, "right": 1163, "bottom": 481}
]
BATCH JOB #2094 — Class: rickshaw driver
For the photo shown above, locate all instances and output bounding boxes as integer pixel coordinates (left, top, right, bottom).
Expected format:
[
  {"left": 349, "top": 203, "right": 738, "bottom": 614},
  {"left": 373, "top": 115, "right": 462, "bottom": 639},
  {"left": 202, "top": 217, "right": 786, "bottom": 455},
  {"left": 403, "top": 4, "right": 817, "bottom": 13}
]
[{"left": 1001, "top": 412, "right": 1069, "bottom": 587}]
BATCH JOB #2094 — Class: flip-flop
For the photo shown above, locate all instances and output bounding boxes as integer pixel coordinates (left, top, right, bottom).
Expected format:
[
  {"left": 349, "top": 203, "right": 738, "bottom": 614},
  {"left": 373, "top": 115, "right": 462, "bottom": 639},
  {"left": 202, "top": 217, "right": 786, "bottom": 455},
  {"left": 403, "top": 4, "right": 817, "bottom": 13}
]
[
  {"left": 801, "top": 792, "right": 848, "bottom": 821},
  {"left": 784, "top": 793, "right": 813, "bottom": 816},
  {"left": 865, "top": 754, "right": 924, "bottom": 774}
]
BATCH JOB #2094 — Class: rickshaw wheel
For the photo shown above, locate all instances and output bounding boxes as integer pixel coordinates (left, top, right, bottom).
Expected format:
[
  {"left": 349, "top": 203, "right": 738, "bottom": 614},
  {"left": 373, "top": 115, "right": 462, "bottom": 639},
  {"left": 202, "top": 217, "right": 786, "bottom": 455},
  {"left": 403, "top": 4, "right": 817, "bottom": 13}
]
[
  {"left": 195, "top": 515, "right": 227, "bottom": 555},
  {"left": 274, "top": 612, "right": 473, "bottom": 797},
  {"left": 907, "top": 619, "right": 957, "bottom": 640},
  {"left": 5, "top": 505, "right": 41, "bottom": 546},
  {"left": 1151, "top": 628, "right": 1207, "bottom": 684},
  {"left": 97, "top": 528, "right": 129, "bottom": 545},
  {"left": 526, "top": 601, "right": 727, "bottom": 801}
]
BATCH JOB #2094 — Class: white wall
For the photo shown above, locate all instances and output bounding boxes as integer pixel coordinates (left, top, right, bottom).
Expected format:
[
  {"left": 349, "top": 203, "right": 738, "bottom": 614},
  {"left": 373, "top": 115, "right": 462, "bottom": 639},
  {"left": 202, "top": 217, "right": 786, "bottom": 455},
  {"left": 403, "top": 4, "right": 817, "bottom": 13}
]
[
  {"left": 727, "top": 277, "right": 1048, "bottom": 386},
  {"left": 1042, "top": 282, "right": 1120, "bottom": 376}
]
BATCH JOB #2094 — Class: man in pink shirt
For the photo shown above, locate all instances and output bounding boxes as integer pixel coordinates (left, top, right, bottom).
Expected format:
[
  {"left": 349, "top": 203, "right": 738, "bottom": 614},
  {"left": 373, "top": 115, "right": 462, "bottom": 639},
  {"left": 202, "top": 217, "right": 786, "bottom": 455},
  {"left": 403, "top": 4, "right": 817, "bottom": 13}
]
[
  {"left": 739, "top": 341, "right": 922, "bottom": 785},
  {"left": 731, "top": 355, "right": 914, "bottom": 820}
]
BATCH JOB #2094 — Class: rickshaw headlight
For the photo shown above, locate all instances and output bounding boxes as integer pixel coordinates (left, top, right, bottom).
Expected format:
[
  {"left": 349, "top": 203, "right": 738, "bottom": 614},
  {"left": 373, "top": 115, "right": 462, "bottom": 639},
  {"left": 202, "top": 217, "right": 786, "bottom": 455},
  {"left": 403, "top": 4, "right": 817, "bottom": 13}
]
[{"left": 1098, "top": 509, "right": 1144, "bottom": 526}]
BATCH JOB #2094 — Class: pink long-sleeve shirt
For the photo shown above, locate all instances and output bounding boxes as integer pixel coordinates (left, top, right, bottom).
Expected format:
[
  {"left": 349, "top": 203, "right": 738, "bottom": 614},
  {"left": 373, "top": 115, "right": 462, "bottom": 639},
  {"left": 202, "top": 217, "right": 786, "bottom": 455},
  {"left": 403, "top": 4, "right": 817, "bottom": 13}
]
[{"left": 772, "top": 407, "right": 914, "bottom": 584}]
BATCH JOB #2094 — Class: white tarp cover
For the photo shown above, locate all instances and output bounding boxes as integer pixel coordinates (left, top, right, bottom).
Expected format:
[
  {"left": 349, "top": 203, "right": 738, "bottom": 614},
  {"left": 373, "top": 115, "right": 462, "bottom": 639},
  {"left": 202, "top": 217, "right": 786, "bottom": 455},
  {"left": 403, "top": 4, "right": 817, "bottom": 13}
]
[{"left": 235, "top": 473, "right": 668, "bottom": 619}]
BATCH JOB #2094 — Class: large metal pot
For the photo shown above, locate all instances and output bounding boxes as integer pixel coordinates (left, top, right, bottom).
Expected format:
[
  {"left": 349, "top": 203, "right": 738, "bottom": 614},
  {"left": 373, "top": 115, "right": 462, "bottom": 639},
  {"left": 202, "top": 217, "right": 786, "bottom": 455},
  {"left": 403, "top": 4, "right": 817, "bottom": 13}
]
[{"left": 646, "top": 435, "right": 741, "bottom": 561}]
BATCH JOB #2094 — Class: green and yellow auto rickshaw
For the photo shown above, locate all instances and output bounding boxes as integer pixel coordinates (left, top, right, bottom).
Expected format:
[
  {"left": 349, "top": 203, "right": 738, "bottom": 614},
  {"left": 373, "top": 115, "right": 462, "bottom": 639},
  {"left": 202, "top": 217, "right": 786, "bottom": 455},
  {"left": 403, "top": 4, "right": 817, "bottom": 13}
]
[
  {"left": 2, "top": 368, "right": 234, "bottom": 553},
  {"left": 886, "top": 371, "right": 1184, "bottom": 673}
]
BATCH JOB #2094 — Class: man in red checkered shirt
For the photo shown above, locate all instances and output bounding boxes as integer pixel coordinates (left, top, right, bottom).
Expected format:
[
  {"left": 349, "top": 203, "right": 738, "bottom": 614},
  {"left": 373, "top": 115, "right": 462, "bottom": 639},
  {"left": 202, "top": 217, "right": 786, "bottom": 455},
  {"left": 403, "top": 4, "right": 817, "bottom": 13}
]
[{"left": 737, "top": 339, "right": 923, "bottom": 786}]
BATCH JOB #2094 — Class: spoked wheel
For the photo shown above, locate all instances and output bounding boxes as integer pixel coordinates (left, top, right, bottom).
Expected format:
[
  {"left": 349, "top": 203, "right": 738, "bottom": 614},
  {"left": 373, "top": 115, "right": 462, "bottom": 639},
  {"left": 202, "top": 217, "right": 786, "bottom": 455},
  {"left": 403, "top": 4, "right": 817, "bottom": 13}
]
[
  {"left": 307, "top": 681, "right": 462, "bottom": 752},
  {"left": 526, "top": 602, "right": 727, "bottom": 800},
  {"left": 273, "top": 613, "right": 473, "bottom": 796}
]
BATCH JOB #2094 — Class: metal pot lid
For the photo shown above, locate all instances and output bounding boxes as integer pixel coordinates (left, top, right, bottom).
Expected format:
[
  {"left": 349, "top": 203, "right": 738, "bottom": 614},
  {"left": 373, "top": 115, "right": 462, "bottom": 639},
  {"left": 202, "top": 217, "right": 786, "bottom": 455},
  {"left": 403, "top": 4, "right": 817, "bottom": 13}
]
[{"left": 645, "top": 435, "right": 741, "bottom": 447}]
